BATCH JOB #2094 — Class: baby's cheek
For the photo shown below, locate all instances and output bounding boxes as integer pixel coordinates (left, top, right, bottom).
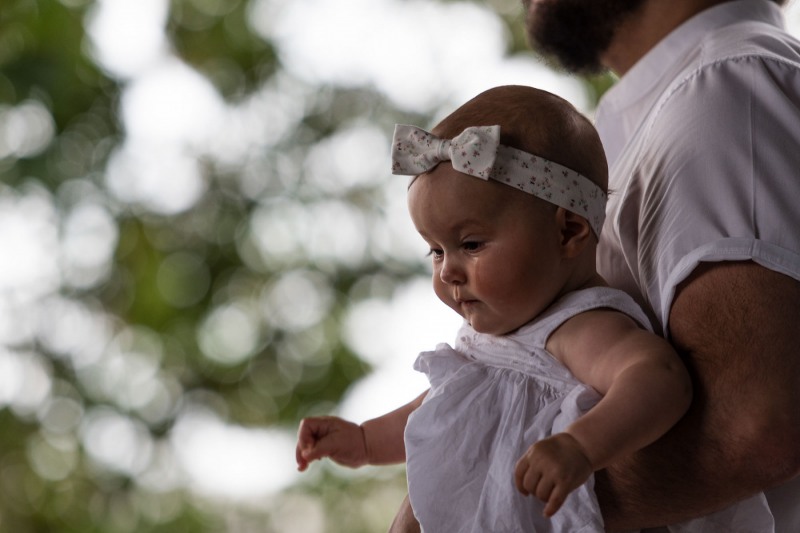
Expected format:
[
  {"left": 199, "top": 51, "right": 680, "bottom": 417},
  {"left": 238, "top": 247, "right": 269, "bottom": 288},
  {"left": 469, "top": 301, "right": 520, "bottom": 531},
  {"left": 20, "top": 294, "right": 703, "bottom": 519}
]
[{"left": 433, "top": 282, "right": 462, "bottom": 316}]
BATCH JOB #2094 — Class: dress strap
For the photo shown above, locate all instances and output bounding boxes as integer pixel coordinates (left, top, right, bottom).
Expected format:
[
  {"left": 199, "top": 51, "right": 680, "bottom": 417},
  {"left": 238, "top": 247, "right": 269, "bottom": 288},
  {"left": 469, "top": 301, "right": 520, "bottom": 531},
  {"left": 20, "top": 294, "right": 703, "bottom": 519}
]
[{"left": 453, "top": 287, "right": 652, "bottom": 375}]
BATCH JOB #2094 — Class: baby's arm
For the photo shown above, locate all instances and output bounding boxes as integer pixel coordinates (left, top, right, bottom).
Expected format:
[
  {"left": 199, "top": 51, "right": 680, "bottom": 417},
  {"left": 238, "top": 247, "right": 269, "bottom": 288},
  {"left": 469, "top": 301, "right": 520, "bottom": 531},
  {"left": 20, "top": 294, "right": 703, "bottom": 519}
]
[
  {"left": 296, "top": 390, "right": 428, "bottom": 471},
  {"left": 515, "top": 310, "right": 692, "bottom": 516}
]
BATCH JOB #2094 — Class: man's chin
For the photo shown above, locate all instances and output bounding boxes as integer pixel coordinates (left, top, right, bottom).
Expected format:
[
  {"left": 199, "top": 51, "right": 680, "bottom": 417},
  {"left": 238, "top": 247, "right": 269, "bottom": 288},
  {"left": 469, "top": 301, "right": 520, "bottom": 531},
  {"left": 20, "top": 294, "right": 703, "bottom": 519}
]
[
  {"left": 524, "top": 0, "right": 646, "bottom": 74},
  {"left": 532, "top": 48, "right": 608, "bottom": 76}
]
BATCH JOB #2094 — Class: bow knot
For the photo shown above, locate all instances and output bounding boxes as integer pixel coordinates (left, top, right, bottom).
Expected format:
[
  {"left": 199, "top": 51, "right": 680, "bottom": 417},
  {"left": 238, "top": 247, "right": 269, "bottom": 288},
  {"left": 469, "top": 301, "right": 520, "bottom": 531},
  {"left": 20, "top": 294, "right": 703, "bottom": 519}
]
[{"left": 392, "top": 125, "right": 501, "bottom": 178}]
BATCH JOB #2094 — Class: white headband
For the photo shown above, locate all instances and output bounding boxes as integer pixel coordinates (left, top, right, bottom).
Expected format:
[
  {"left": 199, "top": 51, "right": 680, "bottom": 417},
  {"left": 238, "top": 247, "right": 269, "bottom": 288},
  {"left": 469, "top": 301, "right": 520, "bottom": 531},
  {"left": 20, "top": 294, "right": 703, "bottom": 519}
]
[{"left": 391, "top": 124, "right": 606, "bottom": 236}]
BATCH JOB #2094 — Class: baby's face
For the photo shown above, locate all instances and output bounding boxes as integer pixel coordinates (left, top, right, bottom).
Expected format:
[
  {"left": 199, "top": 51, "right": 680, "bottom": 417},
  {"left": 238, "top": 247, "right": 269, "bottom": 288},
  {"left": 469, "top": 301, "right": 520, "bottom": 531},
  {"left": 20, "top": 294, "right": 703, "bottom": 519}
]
[{"left": 407, "top": 163, "right": 569, "bottom": 335}]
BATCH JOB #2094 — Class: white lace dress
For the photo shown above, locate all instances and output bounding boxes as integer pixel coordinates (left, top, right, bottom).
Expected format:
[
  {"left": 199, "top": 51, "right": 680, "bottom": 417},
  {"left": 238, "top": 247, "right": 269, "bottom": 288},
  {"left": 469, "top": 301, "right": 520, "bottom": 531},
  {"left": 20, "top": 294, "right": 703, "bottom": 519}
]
[{"left": 404, "top": 287, "right": 774, "bottom": 532}]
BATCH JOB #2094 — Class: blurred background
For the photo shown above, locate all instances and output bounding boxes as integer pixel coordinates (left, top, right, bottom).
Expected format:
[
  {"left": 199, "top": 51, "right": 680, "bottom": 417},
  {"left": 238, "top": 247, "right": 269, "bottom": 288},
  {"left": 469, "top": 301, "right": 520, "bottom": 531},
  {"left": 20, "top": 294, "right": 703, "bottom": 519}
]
[{"left": 1, "top": 0, "right": 799, "bottom": 531}]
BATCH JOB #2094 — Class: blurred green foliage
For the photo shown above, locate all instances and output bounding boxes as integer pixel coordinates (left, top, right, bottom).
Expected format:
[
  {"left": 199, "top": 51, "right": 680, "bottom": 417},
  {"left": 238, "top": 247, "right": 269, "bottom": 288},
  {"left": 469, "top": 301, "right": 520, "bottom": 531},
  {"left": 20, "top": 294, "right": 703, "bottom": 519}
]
[{"left": 0, "top": 0, "right": 608, "bottom": 531}]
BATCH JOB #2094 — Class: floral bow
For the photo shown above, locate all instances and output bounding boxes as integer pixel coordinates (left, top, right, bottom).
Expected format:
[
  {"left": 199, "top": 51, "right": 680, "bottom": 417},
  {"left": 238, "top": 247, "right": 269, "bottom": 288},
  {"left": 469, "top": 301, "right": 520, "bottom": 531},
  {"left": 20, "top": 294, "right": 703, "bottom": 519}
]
[{"left": 391, "top": 125, "right": 500, "bottom": 179}]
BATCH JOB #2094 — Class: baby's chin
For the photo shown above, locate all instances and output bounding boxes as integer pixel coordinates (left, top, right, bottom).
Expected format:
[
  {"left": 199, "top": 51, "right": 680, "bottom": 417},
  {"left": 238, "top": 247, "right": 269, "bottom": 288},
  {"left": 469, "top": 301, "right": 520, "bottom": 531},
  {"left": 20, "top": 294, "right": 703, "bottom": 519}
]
[
  {"left": 466, "top": 318, "right": 527, "bottom": 337},
  {"left": 443, "top": 301, "right": 527, "bottom": 336}
]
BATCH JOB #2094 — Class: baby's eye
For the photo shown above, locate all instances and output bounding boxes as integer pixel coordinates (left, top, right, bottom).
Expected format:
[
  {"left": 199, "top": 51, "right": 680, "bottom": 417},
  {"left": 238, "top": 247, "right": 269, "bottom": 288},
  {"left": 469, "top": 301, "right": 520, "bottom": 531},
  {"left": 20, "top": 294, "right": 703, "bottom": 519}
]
[
  {"left": 427, "top": 248, "right": 444, "bottom": 260},
  {"left": 462, "top": 241, "right": 483, "bottom": 252}
]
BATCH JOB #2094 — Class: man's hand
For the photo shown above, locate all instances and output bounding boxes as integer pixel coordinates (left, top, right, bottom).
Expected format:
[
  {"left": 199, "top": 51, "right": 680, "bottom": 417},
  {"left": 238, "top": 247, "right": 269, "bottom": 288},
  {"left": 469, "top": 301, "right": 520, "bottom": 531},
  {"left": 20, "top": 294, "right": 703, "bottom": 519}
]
[{"left": 295, "top": 416, "right": 368, "bottom": 471}]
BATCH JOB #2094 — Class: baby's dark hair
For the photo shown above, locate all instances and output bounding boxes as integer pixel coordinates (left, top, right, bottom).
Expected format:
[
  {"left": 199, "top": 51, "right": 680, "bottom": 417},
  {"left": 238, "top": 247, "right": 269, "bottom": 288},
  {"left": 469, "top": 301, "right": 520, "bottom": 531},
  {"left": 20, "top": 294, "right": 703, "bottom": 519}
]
[{"left": 432, "top": 85, "right": 608, "bottom": 193}]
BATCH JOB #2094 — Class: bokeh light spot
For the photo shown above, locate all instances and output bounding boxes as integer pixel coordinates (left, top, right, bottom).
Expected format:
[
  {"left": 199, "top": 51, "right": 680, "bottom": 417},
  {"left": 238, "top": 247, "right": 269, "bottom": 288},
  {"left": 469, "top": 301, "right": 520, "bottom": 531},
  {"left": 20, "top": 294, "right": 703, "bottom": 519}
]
[{"left": 198, "top": 303, "right": 261, "bottom": 365}]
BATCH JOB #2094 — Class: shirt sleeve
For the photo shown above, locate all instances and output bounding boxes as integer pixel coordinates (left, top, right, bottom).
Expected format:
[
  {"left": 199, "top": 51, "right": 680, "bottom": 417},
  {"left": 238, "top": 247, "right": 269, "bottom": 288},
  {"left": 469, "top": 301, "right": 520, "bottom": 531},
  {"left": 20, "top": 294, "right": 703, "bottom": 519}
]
[{"left": 635, "top": 53, "right": 800, "bottom": 332}]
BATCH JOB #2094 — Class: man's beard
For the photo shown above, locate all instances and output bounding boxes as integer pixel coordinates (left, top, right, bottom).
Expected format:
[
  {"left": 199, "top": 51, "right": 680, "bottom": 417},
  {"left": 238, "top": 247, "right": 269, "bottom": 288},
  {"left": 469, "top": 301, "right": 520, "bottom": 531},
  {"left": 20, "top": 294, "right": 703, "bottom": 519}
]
[{"left": 524, "top": 0, "right": 647, "bottom": 74}]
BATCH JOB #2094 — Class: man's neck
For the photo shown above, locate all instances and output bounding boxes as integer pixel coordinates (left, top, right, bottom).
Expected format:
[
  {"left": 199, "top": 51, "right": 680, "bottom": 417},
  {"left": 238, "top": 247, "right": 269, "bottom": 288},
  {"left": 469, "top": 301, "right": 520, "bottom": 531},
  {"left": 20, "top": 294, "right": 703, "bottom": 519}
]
[{"left": 601, "top": 0, "right": 733, "bottom": 76}]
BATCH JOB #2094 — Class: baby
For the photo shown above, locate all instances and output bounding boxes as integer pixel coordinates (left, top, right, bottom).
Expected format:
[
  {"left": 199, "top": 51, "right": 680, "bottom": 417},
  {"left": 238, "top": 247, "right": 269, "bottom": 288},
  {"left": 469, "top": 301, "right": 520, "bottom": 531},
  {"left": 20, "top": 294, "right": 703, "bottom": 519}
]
[{"left": 295, "top": 86, "right": 771, "bottom": 531}]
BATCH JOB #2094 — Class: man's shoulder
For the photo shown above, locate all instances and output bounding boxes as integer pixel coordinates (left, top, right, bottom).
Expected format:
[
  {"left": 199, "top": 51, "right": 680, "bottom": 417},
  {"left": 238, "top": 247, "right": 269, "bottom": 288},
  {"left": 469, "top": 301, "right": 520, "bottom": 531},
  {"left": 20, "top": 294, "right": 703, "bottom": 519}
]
[
  {"left": 644, "top": 25, "right": 800, "bottom": 148},
  {"left": 695, "top": 18, "right": 800, "bottom": 69}
]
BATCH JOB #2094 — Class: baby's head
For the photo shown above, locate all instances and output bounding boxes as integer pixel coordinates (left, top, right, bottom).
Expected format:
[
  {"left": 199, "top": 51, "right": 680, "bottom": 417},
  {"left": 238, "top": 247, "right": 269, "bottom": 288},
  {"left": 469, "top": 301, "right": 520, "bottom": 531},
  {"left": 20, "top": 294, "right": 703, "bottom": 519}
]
[
  {"left": 430, "top": 85, "right": 607, "bottom": 192},
  {"left": 393, "top": 85, "right": 608, "bottom": 335}
]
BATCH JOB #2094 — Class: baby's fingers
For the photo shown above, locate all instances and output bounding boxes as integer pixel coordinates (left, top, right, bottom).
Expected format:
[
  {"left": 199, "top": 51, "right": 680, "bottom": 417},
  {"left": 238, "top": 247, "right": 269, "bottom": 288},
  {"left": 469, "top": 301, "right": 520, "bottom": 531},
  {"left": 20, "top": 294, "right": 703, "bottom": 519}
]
[
  {"left": 514, "top": 459, "right": 540, "bottom": 496},
  {"left": 534, "top": 477, "right": 555, "bottom": 506},
  {"left": 295, "top": 417, "right": 328, "bottom": 470},
  {"left": 295, "top": 443, "right": 308, "bottom": 471},
  {"left": 542, "top": 485, "right": 568, "bottom": 517},
  {"left": 513, "top": 459, "right": 527, "bottom": 494},
  {"left": 297, "top": 418, "right": 323, "bottom": 446}
]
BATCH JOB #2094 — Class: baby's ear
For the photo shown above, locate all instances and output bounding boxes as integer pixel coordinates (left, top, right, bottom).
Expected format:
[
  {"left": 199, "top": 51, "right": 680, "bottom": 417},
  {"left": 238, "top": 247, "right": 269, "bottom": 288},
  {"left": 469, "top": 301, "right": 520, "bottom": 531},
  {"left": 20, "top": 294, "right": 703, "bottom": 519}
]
[{"left": 556, "top": 208, "right": 593, "bottom": 258}]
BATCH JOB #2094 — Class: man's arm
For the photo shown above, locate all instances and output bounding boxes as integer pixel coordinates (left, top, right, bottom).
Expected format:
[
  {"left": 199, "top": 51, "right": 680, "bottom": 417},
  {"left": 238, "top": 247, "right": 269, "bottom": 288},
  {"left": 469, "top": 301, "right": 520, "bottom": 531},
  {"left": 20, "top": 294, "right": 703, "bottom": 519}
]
[
  {"left": 388, "top": 495, "right": 420, "bottom": 533},
  {"left": 596, "top": 261, "right": 800, "bottom": 530}
]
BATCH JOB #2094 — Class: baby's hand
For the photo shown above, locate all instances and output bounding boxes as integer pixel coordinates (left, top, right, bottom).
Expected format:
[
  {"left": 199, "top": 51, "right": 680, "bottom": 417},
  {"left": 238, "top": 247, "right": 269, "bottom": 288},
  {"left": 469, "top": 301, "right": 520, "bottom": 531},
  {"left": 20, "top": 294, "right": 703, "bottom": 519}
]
[
  {"left": 514, "top": 432, "right": 593, "bottom": 517},
  {"left": 295, "top": 416, "right": 368, "bottom": 471}
]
